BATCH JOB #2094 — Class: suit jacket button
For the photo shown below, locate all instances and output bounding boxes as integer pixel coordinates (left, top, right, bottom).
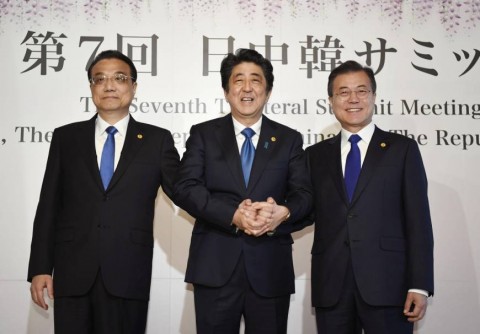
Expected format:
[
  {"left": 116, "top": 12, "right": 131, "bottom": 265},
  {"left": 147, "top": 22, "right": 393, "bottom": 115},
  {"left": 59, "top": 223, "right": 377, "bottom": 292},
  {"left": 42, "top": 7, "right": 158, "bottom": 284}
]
[{"left": 344, "top": 240, "right": 350, "bottom": 247}]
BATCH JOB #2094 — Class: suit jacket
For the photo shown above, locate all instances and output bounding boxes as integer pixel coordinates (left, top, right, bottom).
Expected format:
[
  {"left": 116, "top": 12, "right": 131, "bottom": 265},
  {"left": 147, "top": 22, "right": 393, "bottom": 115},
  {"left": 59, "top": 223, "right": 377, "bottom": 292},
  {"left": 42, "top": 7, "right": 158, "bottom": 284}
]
[
  {"left": 27, "top": 115, "right": 179, "bottom": 301},
  {"left": 306, "top": 126, "right": 434, "bottom": 307},
  {"left": 173, "top": 114, "right": 313, "bottom": 298}
]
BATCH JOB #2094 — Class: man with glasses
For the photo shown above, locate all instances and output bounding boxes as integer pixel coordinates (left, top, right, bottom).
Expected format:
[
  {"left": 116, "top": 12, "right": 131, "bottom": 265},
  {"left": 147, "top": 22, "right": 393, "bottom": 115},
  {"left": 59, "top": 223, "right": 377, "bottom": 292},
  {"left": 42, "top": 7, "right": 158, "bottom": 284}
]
[
  {"left": 306, "top": 60, "right": 434, "bottom": 334},
  {"left": 27, "top": 50, "right": 179, "bottom": 333}
]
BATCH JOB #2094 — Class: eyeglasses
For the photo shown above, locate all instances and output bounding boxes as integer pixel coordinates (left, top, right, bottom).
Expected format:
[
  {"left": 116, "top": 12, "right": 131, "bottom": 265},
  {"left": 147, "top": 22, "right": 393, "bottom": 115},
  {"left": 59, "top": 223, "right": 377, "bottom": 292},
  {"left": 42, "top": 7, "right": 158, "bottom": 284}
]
[
  {"left": 334, "top": 89, "right": 371, "bottom": 100},
  {"left": 90, "top": 73, "right": 134, "bottom": 86}
]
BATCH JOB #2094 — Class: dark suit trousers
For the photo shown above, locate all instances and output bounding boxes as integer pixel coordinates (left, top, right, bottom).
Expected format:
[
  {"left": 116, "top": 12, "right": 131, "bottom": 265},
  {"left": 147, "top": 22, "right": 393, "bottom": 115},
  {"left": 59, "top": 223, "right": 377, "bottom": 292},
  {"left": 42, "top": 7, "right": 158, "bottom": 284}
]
[
  {"left": 193, "top": 254, "right": 290, "bottom": 334},
  {"left": 315, "top": 257, "right": 413, "bottom": 334},
  {"left": 54, "top": 270, "right": 149, "bottom": 334}
]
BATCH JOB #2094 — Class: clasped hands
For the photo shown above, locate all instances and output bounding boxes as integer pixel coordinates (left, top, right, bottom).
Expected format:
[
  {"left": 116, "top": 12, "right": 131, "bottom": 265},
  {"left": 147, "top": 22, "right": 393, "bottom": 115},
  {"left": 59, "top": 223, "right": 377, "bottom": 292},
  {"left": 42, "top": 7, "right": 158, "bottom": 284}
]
[{"left": 232, "top": 197, "right": 289, "bottom": 237}]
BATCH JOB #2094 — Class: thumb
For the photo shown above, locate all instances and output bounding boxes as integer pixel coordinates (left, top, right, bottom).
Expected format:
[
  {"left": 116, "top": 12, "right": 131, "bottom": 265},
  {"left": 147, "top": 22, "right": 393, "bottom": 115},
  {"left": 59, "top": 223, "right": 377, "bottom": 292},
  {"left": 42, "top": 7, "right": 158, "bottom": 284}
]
[
  {"left": 403, "top": 294, "right": 414, "bottom": 313},
  {"left": 46, "top": 279, "right": 54, "bottom": 300}
]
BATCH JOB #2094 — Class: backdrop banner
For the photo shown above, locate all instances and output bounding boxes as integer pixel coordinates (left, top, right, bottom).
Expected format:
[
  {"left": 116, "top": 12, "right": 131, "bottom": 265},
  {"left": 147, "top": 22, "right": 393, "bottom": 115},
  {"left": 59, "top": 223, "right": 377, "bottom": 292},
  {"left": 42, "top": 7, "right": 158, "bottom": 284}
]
[{"left": 1, "top": 1, "right": 479, "bottom": 333}]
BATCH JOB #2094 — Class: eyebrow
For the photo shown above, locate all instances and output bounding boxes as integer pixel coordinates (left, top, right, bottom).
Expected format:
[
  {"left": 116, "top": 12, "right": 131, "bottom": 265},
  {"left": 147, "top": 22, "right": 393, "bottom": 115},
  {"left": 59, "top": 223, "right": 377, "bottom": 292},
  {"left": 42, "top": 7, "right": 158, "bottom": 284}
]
[
  {"left": 234, "top": 73, "right": 264, "bottom": 81},
  {"left": 233, "top": 71, "right": 263, "bottom": 77},
  {"left": 93, "top": 71, "right": 128, "bottom": 76},
  {"left": 233, "top": 73, "right": 245, "bottom": 79},
  {"left": 338, "top": 84, "right": 369, "bottom": 90}
]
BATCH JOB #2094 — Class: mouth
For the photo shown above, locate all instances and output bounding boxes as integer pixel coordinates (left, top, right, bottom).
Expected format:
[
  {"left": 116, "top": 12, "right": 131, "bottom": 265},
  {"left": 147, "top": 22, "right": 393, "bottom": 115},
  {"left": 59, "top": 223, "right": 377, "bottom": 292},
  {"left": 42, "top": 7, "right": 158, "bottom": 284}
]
[
  {"left": 346, "top": 108, "right": 362, "bottom": 112},
  {"left": 241, "top": 97, "right": 254, "bottom": 102}
]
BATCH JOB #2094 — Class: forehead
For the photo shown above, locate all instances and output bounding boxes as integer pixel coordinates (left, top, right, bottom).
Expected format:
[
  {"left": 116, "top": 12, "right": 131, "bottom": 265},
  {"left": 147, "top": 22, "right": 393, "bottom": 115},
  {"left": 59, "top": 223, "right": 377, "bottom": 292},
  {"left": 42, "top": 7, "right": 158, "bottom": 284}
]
[
  {"left": 333, "top": 71, "right": 371, "bottom": 89},
  {"left": 91, "top": 58, "right": 131, "bottom": 75},
  {"left": 230, "top": 62, "right": 265, "bottom": 78}
]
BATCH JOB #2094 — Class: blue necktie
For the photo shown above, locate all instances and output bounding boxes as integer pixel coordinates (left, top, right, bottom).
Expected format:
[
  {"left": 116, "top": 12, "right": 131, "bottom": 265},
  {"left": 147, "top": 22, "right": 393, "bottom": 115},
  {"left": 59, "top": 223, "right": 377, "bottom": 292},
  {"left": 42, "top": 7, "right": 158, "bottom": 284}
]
[
  {"left": 100, "top": 126, "right": 118, "bottom": 190},
  {"left": 240, "top": 128, "right": 256, "bottom": 186},
  {"left": 345, "top": 134, "right": 361, "bottom": 202}
]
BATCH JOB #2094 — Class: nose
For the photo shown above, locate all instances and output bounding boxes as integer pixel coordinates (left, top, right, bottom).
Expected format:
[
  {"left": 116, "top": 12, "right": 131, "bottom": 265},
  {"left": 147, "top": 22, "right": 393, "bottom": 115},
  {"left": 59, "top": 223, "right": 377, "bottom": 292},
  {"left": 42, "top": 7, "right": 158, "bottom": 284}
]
[
  {"left": 242, "top": 80, "right": 252, "bottom": 92},
  {"left": 103, "top": 77, "right": 116, "bottom": 91},
  {"left": 347, "top": 91, "right": 359, "bottom": 102}
]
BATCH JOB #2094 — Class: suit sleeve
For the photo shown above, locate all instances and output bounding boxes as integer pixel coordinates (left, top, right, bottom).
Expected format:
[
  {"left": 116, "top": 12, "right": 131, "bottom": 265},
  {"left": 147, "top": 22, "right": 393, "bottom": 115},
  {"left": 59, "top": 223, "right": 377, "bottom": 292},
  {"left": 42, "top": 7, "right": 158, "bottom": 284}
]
[
  {"left": 173, "top": 125, "right": 238, "bottom": 232},
  {"left": 274, "top": 132, "right": 313, "bottom": 235},
  {"left": 27, "top": 129, "right": 62, "bottom": 281},
  {"left": 403, "top": 140, "right": 434, "bottom": 295},
  {"left": 158, "top": 130, "right": 180, "bottom": 201}
]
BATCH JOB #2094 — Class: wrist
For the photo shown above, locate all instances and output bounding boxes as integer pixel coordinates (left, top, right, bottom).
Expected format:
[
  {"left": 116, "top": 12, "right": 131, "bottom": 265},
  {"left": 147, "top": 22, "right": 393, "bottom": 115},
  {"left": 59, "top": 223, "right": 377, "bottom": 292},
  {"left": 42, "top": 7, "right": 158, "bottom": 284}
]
[{"left": 282, "top": 208, "right": 291, "bottom": 222}]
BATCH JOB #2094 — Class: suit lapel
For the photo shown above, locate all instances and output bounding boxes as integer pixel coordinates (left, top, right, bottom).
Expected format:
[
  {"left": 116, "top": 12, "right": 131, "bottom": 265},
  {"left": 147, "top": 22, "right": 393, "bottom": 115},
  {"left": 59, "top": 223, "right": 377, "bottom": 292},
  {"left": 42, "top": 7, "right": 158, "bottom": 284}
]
[
  {"left": 350, "top": 127, "right": 389, "bottom": 204},
  {"left": 107, "top": 116, "right": 144, "bottom": 191},
  {"left": 215, "top": 114, "right": 246, "bottom": 191},
  {"left": 75, "top": 115, "right": 104, "bottom": 192},
  {"left": 246, "top": 116, "right": 277, "bottom": 192},
  {"left": 327, "top": 134, "right": 349, "bottom": 204}
]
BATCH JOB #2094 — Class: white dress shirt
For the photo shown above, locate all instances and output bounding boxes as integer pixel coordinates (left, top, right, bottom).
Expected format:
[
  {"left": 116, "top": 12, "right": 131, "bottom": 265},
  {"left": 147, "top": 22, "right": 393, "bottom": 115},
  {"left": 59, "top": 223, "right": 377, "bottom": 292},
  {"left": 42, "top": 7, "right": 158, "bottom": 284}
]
[
  {"left": 340, "top": 122, "right": 375, "bottom": 176},
  {"left": 232, "top": 116, "right": 262, "bottom": 152},
  {"left": 95, "top": 114, "right": 130, "bottom": 170}
]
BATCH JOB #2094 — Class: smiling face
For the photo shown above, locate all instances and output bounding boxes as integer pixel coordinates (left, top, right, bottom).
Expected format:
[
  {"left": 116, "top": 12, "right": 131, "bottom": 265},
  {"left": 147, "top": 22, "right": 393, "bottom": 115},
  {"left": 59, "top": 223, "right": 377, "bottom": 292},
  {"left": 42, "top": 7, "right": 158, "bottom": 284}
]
[
  {"left": 329, "top": 70, "right": 376, "bottom": 133},
  {"left": 225, "top": 62, "right": 271, "bottom": 126},
  {"left": 90, "top": 58, "right": 137, "bottom": 122}
]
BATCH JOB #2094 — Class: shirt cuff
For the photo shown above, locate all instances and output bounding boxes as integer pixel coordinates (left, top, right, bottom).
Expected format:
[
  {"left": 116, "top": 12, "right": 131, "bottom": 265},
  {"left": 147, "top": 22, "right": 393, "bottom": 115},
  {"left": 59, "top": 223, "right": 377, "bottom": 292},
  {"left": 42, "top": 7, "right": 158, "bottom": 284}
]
[{"left": 408, "top": 289, "right": 429, "bottom": 297}]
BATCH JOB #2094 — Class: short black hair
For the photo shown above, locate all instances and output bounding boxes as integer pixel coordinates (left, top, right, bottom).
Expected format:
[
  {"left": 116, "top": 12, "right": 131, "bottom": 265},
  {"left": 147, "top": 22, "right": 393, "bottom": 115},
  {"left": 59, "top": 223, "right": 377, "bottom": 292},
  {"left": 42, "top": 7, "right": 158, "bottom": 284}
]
[
  {"left": 87, "top": 50, "right": 137, "bottom": 83},
  {"left": 220, "top": 48, "right": 274, "bottom": 93},
  {"left": 327, "top": 60, "right": 376, "bottom": 97}
]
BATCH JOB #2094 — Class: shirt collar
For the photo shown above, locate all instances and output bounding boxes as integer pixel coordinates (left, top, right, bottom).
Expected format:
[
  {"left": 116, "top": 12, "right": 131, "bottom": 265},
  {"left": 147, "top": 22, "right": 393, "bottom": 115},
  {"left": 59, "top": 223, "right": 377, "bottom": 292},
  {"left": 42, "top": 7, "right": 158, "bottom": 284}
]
[
  {"left": 232, "top": 115, "right": 262, "bottom": 137},
  {"left": 95, "top": 114, "right": 130, "bottom": 137},
  {"left": 341, "top": 122, "right": 375, "bottom": 145}
]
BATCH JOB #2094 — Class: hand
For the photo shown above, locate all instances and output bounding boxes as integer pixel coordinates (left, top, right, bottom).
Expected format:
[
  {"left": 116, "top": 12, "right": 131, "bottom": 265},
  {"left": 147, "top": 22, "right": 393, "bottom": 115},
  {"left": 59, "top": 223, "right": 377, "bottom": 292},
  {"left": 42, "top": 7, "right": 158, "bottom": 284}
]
[
  {"left": 233, "top": 198, "right": 290, "bottom": 237},
  {"left": 403, "top": 291, "right": 428, "bottom": 322},
  {"left": 30, "top": 274, "right": 54, "bottom": 310},
  {"left": 233, "top": 199, "right": 260, "bottom": 235},
  {"left": 251, "top": 197, "right": 290, "bottom": 236}
]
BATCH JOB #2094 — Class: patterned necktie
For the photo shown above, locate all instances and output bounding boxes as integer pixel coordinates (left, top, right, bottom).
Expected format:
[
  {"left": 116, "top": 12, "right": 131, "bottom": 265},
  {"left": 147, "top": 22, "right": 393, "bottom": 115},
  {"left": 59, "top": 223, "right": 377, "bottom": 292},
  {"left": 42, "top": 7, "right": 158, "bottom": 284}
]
[
  {"left": 100, "top": 126, "right": 118, "bottom": 190},
  {"left": 345, "top": 134, "right": 361, "bottom": 202},
  {"left": 240, "top": 128, "right": 256, "bottom": 187}
]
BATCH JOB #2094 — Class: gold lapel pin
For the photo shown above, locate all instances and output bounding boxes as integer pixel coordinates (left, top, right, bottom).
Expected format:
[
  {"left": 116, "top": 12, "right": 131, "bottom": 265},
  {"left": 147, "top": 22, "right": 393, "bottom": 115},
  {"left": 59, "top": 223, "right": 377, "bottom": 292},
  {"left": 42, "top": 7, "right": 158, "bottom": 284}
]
[
  {"left": 137, "top": 134, "right": 143, "bottom": 139},
  {"left": 271, "top": 136, "right": 276, "bottom": 142},
  {"left": 380, "top": 142, "right": 387, "bottom": 148}
]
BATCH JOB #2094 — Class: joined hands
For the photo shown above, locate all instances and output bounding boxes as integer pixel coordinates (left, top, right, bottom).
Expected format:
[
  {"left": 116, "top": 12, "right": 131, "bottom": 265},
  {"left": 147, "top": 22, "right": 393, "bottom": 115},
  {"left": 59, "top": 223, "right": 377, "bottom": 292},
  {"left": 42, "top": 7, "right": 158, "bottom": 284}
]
[{"left": 232, "top": 197, "right": 290, "bottom": 237}]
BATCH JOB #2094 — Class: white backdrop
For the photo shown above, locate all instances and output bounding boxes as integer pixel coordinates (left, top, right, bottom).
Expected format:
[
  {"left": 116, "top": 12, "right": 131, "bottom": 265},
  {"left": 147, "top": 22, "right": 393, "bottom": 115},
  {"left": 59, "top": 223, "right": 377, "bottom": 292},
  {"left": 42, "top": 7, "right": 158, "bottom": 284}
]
[{"left": 1, "top": 1, "right": 479, "bottom": 333}]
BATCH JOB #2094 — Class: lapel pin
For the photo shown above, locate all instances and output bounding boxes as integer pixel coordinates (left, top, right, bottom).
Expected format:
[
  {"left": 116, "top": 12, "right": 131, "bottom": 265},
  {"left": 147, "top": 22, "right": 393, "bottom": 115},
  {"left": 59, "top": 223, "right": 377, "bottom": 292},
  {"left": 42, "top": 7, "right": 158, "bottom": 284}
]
[
  {"left": 380, "top": 142, "right": 387, "bottom": 148},
  {"left": 137, "top": 134, "right": 143, "bottom": 139},
  {"left": 271, "top": 136, "right": 276, "bottom": 142}
]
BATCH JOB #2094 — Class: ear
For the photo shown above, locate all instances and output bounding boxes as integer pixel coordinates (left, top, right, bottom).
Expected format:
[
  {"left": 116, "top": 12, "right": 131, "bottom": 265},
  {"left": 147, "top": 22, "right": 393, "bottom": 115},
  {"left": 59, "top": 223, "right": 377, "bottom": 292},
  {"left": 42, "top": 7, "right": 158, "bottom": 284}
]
[{"left": 133, "top": 82, "right": 137, "bottom": 95}]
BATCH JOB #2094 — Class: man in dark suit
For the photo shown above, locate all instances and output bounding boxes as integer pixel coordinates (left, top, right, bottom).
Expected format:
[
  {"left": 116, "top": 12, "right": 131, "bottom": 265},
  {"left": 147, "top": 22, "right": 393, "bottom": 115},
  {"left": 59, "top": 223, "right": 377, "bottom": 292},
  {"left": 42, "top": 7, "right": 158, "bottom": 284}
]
[
  {"left": 306, "top": 60, "right": 434, "bottom": 334},
  {"left": 27, "top": 50, "right": 179, "bottom": 333},
  {"left": 174, "top": 49, "right": 313, "bottom": 334}
]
